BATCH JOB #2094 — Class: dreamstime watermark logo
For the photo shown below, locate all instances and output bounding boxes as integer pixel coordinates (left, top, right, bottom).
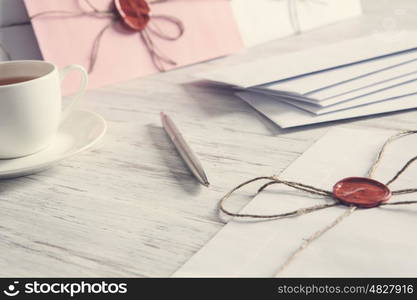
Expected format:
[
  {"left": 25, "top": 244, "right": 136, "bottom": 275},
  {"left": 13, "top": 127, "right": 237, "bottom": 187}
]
[
  {"left": 3, "top": 281, "right": 20, "bottom": 297},
  {"left": 2, "top": 281, "right": 127, "bottom": 297}
]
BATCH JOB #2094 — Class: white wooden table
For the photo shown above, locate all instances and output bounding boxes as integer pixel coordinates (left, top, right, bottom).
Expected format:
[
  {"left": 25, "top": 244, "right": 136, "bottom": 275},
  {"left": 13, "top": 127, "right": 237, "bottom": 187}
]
[{"left": 1, "top": 0, "right": 417, "bottom": 277}]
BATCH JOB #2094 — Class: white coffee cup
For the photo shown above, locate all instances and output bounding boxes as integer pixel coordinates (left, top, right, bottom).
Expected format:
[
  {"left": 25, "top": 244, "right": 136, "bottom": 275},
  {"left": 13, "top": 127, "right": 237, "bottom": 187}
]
[{"left": 0, "top": 60, "right": 88, "bottom": 159}]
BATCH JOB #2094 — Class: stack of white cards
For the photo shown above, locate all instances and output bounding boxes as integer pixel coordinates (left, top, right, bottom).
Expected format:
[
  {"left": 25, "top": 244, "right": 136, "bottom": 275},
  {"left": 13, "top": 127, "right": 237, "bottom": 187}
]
[{"left": 199, "top": 31, "right": 417, "bottom": 128}]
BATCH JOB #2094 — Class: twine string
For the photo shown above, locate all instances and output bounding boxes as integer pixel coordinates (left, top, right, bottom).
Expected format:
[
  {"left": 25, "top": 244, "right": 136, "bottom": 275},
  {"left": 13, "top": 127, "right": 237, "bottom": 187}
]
[
  {"left": 30, "top": 10, "right": 114, "bottom": 19},
  {"left": 257, "top": 178, "right": 332, "bottom": 196},
  {"left": 286, "top": 0, "right": 327, "bottom": 34},
  {"left": 368, "top": 130, "right": 417, "bottom": 179},
  {"left": 147, "top": 15, "right": 184, "bottom": 40},
  {"left": 84, "top": 0, "right": 110, "bottom": 13},
  {"left": 219, "top": 176, "right": 337, "bottom": 220},
  {"left": 88, "top": 22, "right": 114, "bottom": 73},
  {"left": 30, "top": 0, "right": 114, "bottom": 20},
  {"left": 273, "top": 205, "right": 357, "bottom": 277},
  {"left": 139, "top": 14, "right": 185, "bottom": 71}
]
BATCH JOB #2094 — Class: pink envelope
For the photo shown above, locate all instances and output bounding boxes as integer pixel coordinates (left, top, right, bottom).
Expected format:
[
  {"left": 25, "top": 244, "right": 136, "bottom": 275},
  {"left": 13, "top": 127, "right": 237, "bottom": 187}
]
[{"left": 24, "top": 0, "right": 243, "bottom": 88}]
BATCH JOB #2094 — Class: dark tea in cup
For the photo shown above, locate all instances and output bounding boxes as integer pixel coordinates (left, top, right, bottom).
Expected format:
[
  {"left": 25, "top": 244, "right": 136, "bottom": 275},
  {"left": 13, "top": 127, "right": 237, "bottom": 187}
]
[{"left": 0, "top": 76, "right": 36, "bottom": 86}]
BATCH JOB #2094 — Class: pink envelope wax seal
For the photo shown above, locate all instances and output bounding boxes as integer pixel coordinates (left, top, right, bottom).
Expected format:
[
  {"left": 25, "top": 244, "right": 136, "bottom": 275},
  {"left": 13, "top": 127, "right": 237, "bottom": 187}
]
[{"left": 115, "top": 0, "right": 150, "bottom": 31}]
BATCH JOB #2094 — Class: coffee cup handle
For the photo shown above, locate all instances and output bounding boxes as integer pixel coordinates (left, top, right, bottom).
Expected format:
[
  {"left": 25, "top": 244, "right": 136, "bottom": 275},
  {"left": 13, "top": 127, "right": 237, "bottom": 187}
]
[{"left": 59, "top": 64, "right": 88, "bottom": 120}]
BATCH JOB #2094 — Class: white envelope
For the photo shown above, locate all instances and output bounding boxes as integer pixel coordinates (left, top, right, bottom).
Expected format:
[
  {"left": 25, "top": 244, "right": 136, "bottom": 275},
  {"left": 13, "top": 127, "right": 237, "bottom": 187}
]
[
  {"left": 173, "top": 127, "right": 417, "bottom": 277},
  {"left": 0, "top": 24, "right": 42, "bottom": 61},
  {"left": 237, "top": 91, "right": 417, "bottom": 128},
  {"left": 199, "top": 31, "right": 417, "bottom": 88},
  {"left": 0, "top": 0, "right": 29, "bottom": 27},
  {"left": 280, "top": 73, "right": 417, "bottom": 115},
  {"left": 231, "top": 0, "right": 362, "bottom": 47}
]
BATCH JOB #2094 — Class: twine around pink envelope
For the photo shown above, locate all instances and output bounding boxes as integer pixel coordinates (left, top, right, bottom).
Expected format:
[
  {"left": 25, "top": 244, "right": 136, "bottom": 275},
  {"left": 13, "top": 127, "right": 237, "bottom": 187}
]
[{"left": 24, "top": 0, "right": 243, "bottom": 89}]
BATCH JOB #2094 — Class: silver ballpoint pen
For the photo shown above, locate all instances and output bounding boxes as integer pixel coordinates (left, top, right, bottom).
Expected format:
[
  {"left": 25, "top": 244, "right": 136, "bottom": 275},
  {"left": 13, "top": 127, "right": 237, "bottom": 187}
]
[{"left": 160, "top": 112, "right": 210, "bottom": 187}]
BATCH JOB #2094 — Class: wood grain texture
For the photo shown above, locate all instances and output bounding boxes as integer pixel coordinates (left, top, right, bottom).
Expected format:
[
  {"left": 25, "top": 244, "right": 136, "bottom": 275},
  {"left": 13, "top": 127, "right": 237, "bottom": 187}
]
[{"left": 1, "top": 0, "right": 417, "bottom": 277}]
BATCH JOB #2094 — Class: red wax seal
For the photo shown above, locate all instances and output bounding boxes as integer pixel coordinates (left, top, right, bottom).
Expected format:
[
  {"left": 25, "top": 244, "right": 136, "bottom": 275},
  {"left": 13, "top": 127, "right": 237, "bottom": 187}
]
[
  {"left": 333, "top": 177, "right": 391, "bottom": 208},
  {"left": 114, "top": 0, "right": 150, "bottom": 31}
]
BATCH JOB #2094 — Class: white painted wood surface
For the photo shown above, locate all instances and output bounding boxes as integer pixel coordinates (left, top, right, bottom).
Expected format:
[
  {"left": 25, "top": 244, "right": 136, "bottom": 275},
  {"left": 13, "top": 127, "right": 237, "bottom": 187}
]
[{"left": 1, "top": 0, "right": 417, "bottom": 277}]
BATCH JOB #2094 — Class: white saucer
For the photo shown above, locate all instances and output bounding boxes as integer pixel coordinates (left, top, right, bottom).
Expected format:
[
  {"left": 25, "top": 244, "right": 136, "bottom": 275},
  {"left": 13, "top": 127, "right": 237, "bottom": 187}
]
[{"left": 0, "top": 110, "right": 107, "bottom": 179}]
